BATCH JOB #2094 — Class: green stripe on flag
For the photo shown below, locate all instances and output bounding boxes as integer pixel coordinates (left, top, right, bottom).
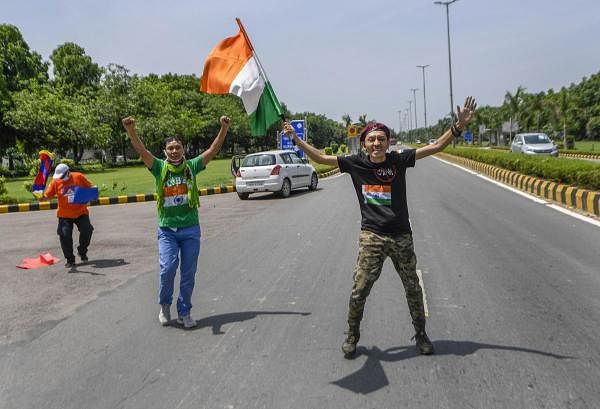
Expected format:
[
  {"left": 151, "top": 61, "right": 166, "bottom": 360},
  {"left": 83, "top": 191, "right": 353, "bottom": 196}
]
[
  {"left": 366, "top": 197, "right": 392, "bottom": 206},
  {"left": 249, "top": 81, "right": 283, "bottom": 136}
]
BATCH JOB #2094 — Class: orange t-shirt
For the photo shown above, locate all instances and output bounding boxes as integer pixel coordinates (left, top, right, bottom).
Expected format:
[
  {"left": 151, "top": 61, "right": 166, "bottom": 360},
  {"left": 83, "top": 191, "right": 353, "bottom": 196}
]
[{"left": 44, "top": 172, "right": 93, "bottom": 219}]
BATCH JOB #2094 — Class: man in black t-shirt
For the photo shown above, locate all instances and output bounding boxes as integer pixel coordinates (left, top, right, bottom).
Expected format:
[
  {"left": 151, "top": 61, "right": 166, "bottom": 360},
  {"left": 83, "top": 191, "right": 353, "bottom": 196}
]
[{"left": 283, "top": 97, "right": 476, "bottom": 358}]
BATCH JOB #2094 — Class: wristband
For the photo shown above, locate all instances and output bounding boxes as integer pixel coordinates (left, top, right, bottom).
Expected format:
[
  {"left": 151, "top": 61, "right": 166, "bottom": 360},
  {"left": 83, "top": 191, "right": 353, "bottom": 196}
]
[{"left": 451, "top": 124, "right": 463, "bottom": 138}]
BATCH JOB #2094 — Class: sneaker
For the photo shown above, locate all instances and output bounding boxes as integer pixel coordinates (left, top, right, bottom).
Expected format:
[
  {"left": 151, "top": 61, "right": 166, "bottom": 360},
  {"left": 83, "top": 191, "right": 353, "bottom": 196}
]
[
  {"left": 413, "top": 330, "right": 434, "bottom": 355},
  {"left": 341, "top": 328, "right": 360, "bottom": 359},
  {"left": 158, "top": 304, "right": 171, "bottom": 326},
  {"left": 79, "top": 254, "right": 88, "bottom": 263},
  {"left": 177, "top": 314, "right": 197, "bottom": 329},
  {"left": 65, "top": 259, "right": 76, "bottom": 268}
]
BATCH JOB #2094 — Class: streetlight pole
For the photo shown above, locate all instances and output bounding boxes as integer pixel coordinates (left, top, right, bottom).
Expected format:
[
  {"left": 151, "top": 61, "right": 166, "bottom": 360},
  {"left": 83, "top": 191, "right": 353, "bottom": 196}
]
[
  {"left": 397, "top": 109, "right": 402, "bottom": 136},
  {"left": 410, "top": 88, "right": 419, "bottom": 132},
  {"left": 417, "top": 64, "right": 430, "bottom": 139},
  {"left": 435, "top": 0, "right": 459, "bottom": 147},
  {"left": 407, "top": 100, "right": 413, "bottom": 140}
]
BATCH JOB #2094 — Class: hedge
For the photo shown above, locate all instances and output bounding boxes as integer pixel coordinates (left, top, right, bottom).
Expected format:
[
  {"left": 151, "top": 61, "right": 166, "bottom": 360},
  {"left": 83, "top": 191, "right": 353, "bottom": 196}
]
[{"left": 444, "top": 147, "right": 600, "bottom": 191}]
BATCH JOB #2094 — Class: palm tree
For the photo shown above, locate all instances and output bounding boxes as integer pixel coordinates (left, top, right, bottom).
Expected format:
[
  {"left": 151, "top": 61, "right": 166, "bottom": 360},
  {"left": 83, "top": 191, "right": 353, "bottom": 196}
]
[
  {"left": 504, "top": 86, "right": 526, "bottom": 143},
  {"left": 341, "top": 114, "right": 352, "bottom": 128},
  {"left": 358, "top": 114, "right": 368, "bottom": 127}
]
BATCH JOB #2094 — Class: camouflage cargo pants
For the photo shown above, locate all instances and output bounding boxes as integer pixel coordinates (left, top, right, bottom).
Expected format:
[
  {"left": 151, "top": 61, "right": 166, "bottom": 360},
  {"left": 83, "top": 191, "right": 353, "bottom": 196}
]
[{"left": 346, "top": 230, "right": 426, "bottom": 329}]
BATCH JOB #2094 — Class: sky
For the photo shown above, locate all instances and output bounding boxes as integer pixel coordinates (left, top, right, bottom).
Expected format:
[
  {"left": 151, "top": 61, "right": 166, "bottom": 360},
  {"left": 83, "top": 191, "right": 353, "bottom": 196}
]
[{"left": 3, "top": 0, "right": 600, "bottom": 132}]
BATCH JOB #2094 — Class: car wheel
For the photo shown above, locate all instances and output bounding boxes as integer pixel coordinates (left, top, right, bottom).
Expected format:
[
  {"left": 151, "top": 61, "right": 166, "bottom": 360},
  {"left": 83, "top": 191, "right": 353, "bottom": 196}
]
[
  {"left": 237, "top": 192, "right": 249, "bottom": 200},
  {"left": 308, "top": 173, "right": 318, "bottom": 191},
  {"left": 279, "top": 179, "right": 291, "bottom": 198}
]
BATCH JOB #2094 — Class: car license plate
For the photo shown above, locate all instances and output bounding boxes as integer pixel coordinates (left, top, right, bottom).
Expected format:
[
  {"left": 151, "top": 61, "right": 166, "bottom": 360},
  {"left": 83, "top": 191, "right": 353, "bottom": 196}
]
[{"left": 247, "top": 181, "right": 263, "bottom": 187}]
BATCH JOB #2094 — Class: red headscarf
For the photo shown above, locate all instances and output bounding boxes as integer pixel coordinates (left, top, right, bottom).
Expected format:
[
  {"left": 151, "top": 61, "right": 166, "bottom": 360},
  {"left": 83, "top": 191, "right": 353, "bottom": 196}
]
[{"left": 360, "top": 122, "right": 390, "bottom": 142}]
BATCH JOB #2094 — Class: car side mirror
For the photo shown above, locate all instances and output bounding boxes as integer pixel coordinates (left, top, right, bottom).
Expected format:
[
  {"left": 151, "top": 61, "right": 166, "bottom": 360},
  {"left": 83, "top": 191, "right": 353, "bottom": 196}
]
[{"left": 302, "top": 158, "right": 308, "bottom": 164}]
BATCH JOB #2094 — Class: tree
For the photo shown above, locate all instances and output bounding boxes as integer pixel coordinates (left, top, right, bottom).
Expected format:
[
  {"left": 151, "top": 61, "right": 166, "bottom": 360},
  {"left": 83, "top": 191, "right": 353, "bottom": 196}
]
[
  {"left": 0, "top": 24, "right": 48, "bottom": 168},
  {"left": 587, "top": 117, "right": 600, "bottom": 140},
  {"left": 342, "top": 114, "right": 352, "bottom": 127},
  {"left": 6, "top": 83, "right": 110, "bottom": 162},
  {"left": 504, "top": 85, "right": 526, "bottom": 143},
  {"left": 50, "top": 42, "right": 103, "bottom": 96}
]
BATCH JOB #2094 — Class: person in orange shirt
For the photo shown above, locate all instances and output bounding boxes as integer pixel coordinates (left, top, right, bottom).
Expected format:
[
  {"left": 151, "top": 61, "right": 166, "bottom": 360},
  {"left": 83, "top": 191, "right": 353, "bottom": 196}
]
[{"left": 43, "top": 163, "right": 95, "bottom": 268}]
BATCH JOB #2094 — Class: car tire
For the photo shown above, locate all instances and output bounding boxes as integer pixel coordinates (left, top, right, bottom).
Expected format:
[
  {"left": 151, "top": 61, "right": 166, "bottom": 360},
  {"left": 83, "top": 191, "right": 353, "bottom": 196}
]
[
  {"left": 279, "top": 179, "right": 291, "bottom": 198},
  {"left": 308, "top": 173, "right": 318, "bottom": 191},
  {"left": 237, "top": 192, "right": 249, "bottom": 200}
]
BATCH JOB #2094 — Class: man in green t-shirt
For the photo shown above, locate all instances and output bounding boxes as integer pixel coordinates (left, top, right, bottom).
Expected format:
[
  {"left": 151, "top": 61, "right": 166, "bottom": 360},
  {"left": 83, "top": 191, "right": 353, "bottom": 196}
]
[{"left": 122, "top": 115, "right": 230, "bottom": 328}]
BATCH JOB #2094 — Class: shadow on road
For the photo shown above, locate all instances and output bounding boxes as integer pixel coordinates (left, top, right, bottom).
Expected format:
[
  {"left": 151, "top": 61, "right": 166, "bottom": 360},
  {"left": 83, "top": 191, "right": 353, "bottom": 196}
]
[
  {"left": 66, "top": 258, "right": 129, "bottom": 275},
  {"left": 169, "top": 310, "right": 311, "bottom": 333},
  {"left": 332, "top": 340, "right": 575, "bottom": 394}
]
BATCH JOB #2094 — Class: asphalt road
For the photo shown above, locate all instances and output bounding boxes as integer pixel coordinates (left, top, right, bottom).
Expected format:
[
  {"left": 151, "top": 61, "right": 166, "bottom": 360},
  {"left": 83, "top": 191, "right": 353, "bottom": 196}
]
[{"left": 1, "top": 157, "right": 599, "bottom": 409}]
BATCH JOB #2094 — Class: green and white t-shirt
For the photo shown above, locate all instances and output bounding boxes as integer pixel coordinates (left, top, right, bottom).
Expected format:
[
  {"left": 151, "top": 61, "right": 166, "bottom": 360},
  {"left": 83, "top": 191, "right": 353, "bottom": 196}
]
[{"left": 150, "top": 156, "right": 205, "bottom": 228}]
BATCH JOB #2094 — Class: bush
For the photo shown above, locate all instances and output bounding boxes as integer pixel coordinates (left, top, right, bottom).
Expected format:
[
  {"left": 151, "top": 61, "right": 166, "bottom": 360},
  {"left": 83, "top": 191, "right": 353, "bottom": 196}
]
[
  {"left": 330, "top": 142, "right": 339, "bottom": 154},
  {"left": 339, "top": 144, "right": 347, "bottom": 154},
  {"left": 0, "top": 176, "right": 6, "bottom": 195},
  {"left": 324, "top": 147, "right": 333, "bottom": 155},
  {"left": 445, "top": 147, "right": 600, "bottom": 191},
  {"left": 566, "top": 136, "right": 575, "bottom": 150},
  {"left": 0, "top": 194, "right": 17, "bottom": 205},
  {"left": 23, "top": 180, "right": 33, "bottom": 193}
]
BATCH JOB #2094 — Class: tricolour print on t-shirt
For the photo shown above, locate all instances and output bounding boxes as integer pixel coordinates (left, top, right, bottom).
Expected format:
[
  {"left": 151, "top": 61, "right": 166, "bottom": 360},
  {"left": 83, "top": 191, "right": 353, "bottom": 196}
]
[{"left": 362, "top": 184, "right": 391, "bottom": 206}]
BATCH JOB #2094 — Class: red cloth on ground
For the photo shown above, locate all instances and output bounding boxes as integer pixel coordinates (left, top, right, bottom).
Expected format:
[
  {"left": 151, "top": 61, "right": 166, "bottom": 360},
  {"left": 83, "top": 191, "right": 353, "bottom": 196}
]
[{"left": 17, "top": 253, "right": 60, "bottom": 269}]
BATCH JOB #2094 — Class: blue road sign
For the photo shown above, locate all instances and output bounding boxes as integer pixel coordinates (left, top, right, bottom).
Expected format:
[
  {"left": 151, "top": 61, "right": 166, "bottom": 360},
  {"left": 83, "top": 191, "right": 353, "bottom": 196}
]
[{"left": 464, "top": 131, "right": 473, "bottom": 144}]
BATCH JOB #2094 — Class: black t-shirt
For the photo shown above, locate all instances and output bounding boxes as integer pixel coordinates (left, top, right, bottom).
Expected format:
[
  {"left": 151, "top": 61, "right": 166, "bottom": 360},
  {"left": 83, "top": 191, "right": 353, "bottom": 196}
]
[{"left": 337, "top": 149, "right": 416, "bottom": 235}]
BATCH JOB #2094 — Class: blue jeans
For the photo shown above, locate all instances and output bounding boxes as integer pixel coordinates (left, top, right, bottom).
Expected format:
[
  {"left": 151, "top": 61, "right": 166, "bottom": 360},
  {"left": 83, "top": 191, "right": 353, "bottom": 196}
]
[{"left": 157, "top": 225, "right": 201, "bottom": 316}]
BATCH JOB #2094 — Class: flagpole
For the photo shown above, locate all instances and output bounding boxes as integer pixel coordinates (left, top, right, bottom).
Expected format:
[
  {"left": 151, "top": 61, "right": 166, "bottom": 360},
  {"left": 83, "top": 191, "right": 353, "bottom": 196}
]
[{"left": 236, "top": 17, "right": 284, "bottom": 121}]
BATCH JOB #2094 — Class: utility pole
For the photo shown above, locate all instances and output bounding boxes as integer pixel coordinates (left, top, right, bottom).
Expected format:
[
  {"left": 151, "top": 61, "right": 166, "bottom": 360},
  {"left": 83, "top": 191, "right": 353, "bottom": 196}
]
[
  {"left": 417, "top": 64, "right": 430, "bottom": 139},
  {"left": 408, "top": 100, "right": 413, "bottom": 140},
  {"left": 410, "top": 88, "right": 419, "bottom": 140},
  {"left": 434, "top": 0, "right": 459, "bottom": 147}
]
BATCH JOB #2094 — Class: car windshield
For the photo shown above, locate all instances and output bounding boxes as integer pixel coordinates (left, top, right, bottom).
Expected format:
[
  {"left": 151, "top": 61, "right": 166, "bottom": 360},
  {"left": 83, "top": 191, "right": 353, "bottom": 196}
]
[
  {"left": 523, "top": 134, "right": 551, "bottom": 144},
  {"left": 242, "top": 154, "right": 276, "bottom": 167}
]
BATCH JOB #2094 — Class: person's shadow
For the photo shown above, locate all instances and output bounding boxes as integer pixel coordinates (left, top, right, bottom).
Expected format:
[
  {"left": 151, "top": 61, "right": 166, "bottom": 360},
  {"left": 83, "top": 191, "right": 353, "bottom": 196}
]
[
  {"left": 67, "top": 258, "right": 129, "bottom": 275},
  {"left": 170, "top": 310, "right": 311, "bottom": 333},
  {"left": 331, "top": 340, "right": 575, "bottom": 395}
]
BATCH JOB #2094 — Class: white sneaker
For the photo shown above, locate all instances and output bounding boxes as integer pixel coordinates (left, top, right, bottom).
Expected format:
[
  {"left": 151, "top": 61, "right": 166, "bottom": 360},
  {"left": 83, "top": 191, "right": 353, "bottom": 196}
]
[
  {"left": 158, "top": 304, "right": 171, "bottom": 326},
  {"left": 177, "top": 314, "right": 197, "bottom": 328}
]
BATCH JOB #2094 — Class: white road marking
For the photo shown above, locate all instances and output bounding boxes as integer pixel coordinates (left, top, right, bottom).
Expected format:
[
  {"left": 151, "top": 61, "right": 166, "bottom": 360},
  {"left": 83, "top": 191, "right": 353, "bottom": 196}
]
[
  {"left": 416, "top": 269, "right": 429, "bottom": 318},
  {"left": 434, "top": 156, "right": 600, "bottom": 227}
]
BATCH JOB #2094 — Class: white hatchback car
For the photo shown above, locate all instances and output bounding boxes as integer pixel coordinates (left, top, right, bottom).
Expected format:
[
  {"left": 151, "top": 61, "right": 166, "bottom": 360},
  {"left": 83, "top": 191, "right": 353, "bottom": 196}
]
[{"left": 233, "top": 150, "right": 318, "bottom": 200}]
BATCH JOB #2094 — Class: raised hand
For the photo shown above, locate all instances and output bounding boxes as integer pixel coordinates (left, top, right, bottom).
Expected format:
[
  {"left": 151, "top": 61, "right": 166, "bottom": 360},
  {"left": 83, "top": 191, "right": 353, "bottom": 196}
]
[
  {"left": 456, "top": 96, "right": 477, "bottom": 129},
  {"left": 220, "top": 115, "right": 231, "bottom": 127},
  {"left": 122, "top": 116, "right": 135, "bottom": 131},
  {"left": 282, "top": 121, "right": 295, "bottom": 136}
]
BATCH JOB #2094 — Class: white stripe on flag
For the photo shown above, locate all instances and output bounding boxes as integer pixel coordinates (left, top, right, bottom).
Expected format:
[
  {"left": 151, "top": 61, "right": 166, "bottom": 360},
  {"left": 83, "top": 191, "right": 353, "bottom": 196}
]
[{"left": 229, "top": 56, "right": 265, "bottom": 114}]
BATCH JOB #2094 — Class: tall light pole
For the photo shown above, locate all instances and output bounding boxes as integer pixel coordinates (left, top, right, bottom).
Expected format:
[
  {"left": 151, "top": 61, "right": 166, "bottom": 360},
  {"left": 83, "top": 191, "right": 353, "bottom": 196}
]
[
  {"left": 407, "top": 100, "right": 413, "bottom": 138},
  {"left": 397, "top": 109, "right": 402, "bottom": 135},
  {"left": 417, "top": 64, "right": 430, "bottom": 139},
  {"left": 435, "top": 0, "right": 459, "bottom": 146},
  {"left": 410, "top": 88, "right": 419, "bottom": 131}
]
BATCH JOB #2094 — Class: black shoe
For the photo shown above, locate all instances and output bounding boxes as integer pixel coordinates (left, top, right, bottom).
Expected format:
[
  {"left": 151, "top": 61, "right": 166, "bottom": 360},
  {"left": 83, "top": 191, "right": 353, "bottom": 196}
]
[
  {"left": 65, "top": 259, "right": 76, "bottom": 268},
  {"left": 341, "top": 328, "right": 360, "bottom": 359},
  {"left": 79, "top": 254, "right": 88, "bottom": 262},
  {"left": 414, "top": 330, "right": 434, "bottom": 355}
]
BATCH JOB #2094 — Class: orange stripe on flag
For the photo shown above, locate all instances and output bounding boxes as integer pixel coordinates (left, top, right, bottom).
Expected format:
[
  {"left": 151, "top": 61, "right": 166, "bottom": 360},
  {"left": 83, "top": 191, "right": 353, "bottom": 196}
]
[
  {"left": 200, "top": 30, "right": 253, "bottom": 94},
  {"left": 363, "top": 185, "right": 391, "bottom": 193},
  {"left": 163, "top": 184, "right": 188, "bottom": 197}
]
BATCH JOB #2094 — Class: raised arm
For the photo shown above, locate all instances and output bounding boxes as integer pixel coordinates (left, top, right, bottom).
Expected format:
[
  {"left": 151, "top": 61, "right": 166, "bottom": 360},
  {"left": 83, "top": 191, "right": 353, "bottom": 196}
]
[
  {"left": 200, "top": 116, "right": 230, "bottom": 166},
  {"left": 416, "top": 96, "right": 477, "bottom": 160},
  {"left": 283, "top": 122, "right": 339, "bottom": 167},
  {"left": 122, "top": 116, "right": 154, "bottom": 168}
]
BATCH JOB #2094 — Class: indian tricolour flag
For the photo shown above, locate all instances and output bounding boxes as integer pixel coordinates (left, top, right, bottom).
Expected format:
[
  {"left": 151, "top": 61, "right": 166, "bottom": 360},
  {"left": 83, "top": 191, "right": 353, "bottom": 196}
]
[
  {"left": 200, "top": 19, "right": 284, "bottom": 136},
  {"left": 362, "top": 185, "right": 392, "bottom": 206}
]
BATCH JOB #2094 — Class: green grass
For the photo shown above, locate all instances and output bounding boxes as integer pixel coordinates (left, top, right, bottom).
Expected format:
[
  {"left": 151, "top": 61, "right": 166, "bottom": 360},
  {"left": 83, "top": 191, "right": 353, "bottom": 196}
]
[
  {"left": 4, "top": 159, "right": 236, "bottom": 203},
  {"left": 572, "top": 140, "right": 600, "bottom": 152}
]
